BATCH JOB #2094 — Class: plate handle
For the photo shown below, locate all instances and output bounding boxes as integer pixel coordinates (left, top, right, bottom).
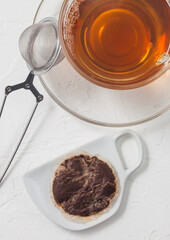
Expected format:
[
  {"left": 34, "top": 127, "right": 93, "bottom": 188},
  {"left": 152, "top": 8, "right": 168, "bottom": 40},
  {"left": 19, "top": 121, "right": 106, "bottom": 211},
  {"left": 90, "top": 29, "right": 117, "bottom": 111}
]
[{"left": 114, "top": 130, "right": 144, "bottom": 177}]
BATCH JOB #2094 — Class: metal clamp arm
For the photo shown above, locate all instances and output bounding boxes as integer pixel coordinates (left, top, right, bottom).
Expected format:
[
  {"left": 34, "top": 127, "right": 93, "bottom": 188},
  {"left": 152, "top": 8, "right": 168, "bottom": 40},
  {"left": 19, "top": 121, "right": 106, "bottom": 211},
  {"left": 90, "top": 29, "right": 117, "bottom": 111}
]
[
  {"left": 5, "top": 72, "right": 43, "bottom": 102},
  {"left": 0, "top": 72, "right": 44, "bottom": 184}
]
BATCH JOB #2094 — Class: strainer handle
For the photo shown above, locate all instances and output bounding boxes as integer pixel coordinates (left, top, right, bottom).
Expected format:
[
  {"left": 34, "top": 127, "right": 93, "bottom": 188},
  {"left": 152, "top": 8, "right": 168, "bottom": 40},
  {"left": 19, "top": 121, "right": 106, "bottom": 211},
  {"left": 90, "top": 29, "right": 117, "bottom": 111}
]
[
  {"left": 0, "top": 72, "right": 43, "bottom": 184},
  {"left": 5, "top": 72, "right": 43, "bottom": 102}
]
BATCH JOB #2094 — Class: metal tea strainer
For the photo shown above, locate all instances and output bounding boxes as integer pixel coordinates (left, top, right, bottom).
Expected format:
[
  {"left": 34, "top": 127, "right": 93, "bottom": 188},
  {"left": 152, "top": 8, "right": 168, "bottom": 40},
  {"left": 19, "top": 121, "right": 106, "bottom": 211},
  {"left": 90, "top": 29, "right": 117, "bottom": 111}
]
[{"left": 0, "top": 17, "right": 61, "bottom": 183}]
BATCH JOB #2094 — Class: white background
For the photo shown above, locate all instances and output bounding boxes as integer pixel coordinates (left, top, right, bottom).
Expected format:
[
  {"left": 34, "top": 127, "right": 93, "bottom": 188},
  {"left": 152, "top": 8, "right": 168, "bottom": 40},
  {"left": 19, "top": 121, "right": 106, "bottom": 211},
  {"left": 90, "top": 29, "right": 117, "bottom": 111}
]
[{"left": 0, "top": 0, "right": 170, "bottom": 239}]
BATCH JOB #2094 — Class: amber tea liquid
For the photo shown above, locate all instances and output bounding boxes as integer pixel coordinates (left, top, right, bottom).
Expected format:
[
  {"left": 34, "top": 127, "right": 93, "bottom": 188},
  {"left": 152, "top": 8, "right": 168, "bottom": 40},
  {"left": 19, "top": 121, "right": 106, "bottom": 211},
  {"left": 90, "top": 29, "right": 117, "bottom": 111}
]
[{"left": 63, "top": 0, "right": 170, "bottom": 89}]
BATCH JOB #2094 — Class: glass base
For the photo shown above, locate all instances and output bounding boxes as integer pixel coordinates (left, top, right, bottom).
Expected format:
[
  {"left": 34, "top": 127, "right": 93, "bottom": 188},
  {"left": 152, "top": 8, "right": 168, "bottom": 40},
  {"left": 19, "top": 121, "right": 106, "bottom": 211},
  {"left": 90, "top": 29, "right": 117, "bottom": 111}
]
[{"left": 34, "top": 0, "right": 170, "bottom": 127}]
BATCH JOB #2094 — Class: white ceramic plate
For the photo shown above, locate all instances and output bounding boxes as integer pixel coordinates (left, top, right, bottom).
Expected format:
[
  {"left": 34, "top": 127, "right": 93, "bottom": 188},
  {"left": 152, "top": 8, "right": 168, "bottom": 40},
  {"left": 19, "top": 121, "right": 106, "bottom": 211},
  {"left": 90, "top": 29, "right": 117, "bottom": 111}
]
[{"left": 24, "top": 130, "right": 144, "bottom": 231}]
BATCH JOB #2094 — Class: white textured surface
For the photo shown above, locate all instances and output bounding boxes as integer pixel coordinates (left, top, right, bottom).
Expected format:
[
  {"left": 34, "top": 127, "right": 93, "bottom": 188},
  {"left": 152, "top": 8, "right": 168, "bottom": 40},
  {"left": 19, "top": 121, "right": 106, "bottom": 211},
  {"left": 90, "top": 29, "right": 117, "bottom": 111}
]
[{"left": 0, "top": 0, "right": 170, "bottom": 239}]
